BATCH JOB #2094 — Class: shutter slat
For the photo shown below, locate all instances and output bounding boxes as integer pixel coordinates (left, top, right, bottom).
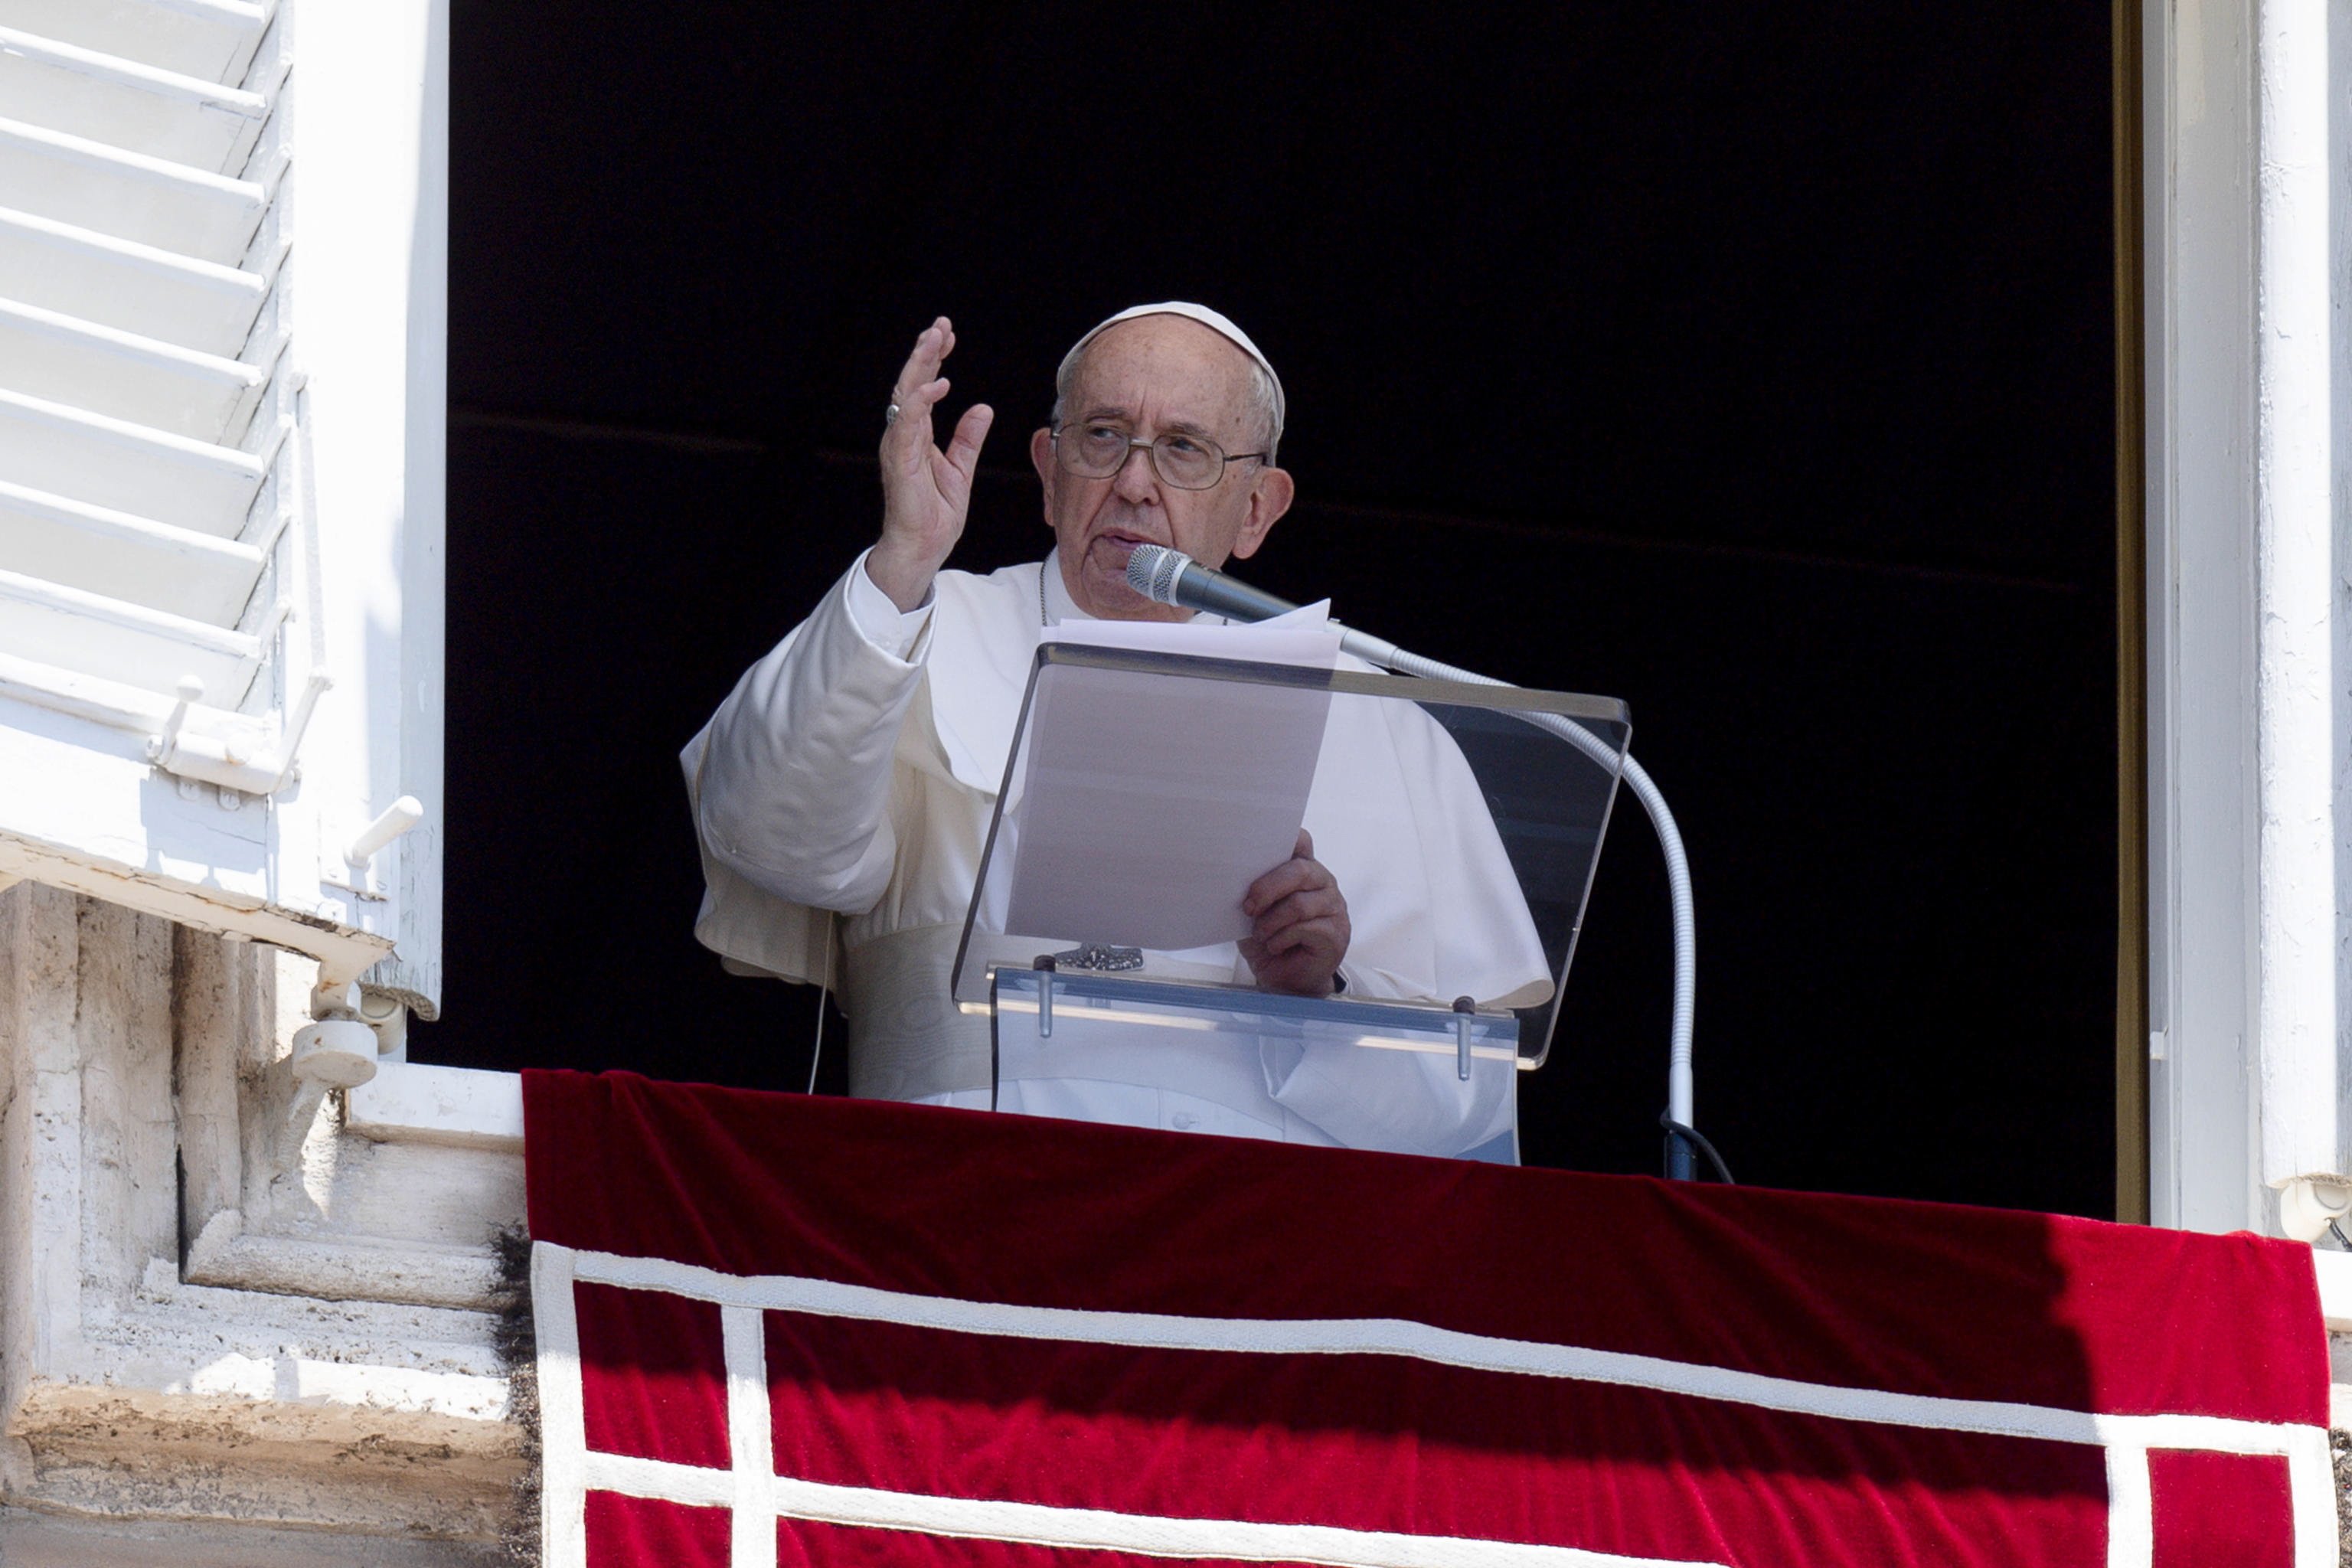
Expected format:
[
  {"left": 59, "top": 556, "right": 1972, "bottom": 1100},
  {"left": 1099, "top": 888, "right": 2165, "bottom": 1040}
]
[
  {"left": 0, "top": 477, "right": 263, "bottom": 626},
  {"left": 0, "top": 296, "right": 266, "bottom": 443},
  {"left": 0, "top": 115, "right": 265, "bottom": 263},
  {"left": 0, "top": 564, "right": 261, "bottom": 699},
  {"left": 0, "top": 387, "right": 263, "bottom": 535},
  {"left": 0, "top": 0, "right": 270, "bottom": 89},
  {"left": 0, "top": 27, "right": 268, "bottom": 175},
  {"left": 0, "top": 206, "right": 265, "bottom": 356}
]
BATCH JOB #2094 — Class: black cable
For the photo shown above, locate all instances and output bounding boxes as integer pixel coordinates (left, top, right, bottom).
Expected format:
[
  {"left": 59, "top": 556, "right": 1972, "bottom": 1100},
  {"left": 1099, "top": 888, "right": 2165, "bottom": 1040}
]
[
  {"left": 2329, "top": 1219, "right": 2352, "bottom": 1252},
  {"left": 1659, "top": 1113, "right": 1735, "bottom": 1184}
]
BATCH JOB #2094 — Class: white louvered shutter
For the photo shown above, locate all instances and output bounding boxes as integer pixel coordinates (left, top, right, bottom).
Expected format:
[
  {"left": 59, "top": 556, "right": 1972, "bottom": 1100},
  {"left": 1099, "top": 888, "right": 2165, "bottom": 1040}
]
[{"left": 0, "top": 0, "right": 443, "bottom": 1015}]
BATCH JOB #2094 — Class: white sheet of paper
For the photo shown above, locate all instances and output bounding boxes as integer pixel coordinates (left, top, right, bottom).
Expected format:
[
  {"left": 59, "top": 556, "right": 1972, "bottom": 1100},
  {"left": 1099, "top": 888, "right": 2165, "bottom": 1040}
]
[{"left": 999, "top": 607, "right": 1343, "bottom": 952}]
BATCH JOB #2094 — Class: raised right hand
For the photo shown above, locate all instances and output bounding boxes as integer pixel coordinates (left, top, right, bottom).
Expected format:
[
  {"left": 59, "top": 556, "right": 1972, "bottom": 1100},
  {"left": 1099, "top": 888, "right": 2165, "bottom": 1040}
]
[{"left": 867, "top": 317, "right": 995, "bottom": 612}]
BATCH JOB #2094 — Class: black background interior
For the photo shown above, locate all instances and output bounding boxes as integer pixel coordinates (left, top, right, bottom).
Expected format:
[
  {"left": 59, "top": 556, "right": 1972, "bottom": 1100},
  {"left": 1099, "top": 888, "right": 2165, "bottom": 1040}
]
[{"left": 422, "top": 2, "right": 2118, "bottom": 1215}]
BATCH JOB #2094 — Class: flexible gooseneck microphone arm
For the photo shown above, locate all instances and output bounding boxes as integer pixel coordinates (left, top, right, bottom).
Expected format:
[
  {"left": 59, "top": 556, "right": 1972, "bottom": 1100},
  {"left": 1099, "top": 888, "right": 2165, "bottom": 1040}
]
[{"left": 1125, "top": 545, "right": 1703, "bottom": 1181}]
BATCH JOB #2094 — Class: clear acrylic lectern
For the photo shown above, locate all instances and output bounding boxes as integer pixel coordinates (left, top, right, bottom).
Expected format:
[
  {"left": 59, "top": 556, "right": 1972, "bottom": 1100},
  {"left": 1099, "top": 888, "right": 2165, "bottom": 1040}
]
[{"left": 950, "top": 643, "right": 1629, "bottom": 1164}]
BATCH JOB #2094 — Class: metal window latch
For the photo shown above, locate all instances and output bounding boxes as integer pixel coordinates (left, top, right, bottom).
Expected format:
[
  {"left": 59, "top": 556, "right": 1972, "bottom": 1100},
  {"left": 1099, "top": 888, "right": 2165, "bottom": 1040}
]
[{"left": 322, "top": 795, "right": 425, "bottom": 900}]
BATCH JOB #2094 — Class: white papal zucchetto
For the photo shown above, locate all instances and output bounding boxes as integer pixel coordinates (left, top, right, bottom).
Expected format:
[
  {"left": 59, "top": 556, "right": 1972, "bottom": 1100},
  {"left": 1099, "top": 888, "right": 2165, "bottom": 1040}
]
[{"left": 1055, "top": 302, "right": 1285, "bottom": 443}]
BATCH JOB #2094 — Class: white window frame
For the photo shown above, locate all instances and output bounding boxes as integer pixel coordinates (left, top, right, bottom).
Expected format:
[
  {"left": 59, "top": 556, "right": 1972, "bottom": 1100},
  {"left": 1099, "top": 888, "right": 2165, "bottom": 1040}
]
[{"left": 2142, "top": 0, "right": 2347, "bottom": 1233}]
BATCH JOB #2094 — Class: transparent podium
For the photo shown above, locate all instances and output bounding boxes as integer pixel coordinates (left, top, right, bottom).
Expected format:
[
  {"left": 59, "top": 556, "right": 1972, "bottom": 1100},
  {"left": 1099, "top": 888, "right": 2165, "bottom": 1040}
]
[{"left": 949, "top": 643, "right": 1629, "bottom": 1164}]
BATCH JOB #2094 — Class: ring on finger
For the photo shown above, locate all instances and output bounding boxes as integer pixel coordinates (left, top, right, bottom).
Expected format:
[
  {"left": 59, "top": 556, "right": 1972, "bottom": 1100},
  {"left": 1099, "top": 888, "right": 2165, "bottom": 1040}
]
[{"left": 885, "top": 400, "right": 901, "bottom": 426}]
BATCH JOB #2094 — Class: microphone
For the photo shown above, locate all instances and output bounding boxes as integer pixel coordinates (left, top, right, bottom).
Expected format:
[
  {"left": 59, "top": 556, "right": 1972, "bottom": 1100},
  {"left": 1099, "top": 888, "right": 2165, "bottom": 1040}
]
[
  {"left": 1125, "top": 544, "right": 1299, "bottom": 622},
  {"left": 1124, "top": 543, "right": 1403, "bottom": 667}
]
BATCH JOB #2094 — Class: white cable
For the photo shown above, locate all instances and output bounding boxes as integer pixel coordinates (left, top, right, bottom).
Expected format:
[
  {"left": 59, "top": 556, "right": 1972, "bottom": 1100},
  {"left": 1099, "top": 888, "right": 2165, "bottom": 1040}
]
[
  {"left": 1344, "top": 634, "right": 1698, "bottom": 1172},
  {"left": 808, "top": 916, "right": 835, "bottom": 1096}
]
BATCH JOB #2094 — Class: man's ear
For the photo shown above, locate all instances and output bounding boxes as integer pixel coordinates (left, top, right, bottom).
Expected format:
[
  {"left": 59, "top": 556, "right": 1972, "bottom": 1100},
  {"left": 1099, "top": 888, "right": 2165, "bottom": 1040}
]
[
  {"left": 1230, "top": 466, "right": 1296, "bottom": 561},
  {"left": 1030, "top": 426, "right": 1057, "bottom": 520}
]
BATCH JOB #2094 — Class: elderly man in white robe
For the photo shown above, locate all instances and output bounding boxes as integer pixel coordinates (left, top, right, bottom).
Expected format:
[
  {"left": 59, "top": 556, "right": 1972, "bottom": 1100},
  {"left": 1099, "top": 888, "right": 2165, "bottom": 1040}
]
[{"left": 684, "top": 305, "right": 1552, "bottom": 1158}]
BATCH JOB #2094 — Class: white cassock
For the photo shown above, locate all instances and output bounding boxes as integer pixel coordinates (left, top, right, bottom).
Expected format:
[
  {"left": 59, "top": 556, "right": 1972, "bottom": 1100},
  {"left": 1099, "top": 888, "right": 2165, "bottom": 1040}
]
[{"left": 683, "top": 548, "right": 1554, "bottom": 1158}]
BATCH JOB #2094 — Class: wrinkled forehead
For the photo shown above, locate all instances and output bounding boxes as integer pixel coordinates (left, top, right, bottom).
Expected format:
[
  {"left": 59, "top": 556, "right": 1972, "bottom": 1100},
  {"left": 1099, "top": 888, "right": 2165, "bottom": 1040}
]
[{"left": 1064, "top": 316, "right": 1259, "bottom": 425}]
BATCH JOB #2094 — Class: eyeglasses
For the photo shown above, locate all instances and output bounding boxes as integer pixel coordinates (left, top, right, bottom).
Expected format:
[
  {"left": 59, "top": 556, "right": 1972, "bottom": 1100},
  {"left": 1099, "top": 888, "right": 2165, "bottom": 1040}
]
[{"left": 1050, "top": 422, "right": 1268, "bottom": 491}]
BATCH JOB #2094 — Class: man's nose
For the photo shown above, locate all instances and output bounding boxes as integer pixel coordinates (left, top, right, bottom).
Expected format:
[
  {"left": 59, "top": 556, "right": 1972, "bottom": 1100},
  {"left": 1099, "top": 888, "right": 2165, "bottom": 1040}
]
[{"left": 1111, "top": 441, "right": 1161, "bottom": 501}]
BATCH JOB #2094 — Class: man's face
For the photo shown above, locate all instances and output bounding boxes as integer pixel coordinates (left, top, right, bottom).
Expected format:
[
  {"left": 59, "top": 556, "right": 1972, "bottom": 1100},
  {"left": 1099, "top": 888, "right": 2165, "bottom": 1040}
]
[{"left": 1029, "top": 315, "right": 1295, "bottom": 622}]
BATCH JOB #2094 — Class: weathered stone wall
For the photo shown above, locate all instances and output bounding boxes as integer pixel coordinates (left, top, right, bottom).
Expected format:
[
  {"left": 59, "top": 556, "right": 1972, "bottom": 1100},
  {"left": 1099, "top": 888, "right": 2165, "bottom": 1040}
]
[
  {"left": 0, "top": 1504, "right": 507, "bottom": 1565},
  {"left": 0, "top": 882, "right": 522, "bottom": 1559}
]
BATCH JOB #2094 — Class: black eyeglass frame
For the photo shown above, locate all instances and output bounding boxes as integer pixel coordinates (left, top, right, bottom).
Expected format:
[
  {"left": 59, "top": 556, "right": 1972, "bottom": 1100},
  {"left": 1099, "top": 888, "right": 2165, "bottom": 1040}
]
[{"left": 1048, "top": 421, "right": 1270, "bottom": 492}]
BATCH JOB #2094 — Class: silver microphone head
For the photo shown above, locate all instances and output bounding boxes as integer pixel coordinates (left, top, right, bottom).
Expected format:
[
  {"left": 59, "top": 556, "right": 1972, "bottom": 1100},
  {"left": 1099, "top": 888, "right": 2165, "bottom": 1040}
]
[{"left": 1124, "top": 543, "right": 1191, "bottom": 606}]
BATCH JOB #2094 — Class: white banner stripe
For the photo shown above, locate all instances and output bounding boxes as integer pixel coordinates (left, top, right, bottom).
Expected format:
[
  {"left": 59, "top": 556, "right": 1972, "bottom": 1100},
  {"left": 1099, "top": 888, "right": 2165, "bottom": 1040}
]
[
  {"left": 2103, "top": 1446, "right": 2151, "bottom": 1568},
  {"left": 530, "top": 1242, "right": 590, "bottom": 1568},
  {"left": 567, "top": 1248, "right": 2322, "bottom": 1456},
  {"left": 2284, "top": 1427, "right": 2337, "bottom": 1568},
  {"left": 2100, "top": 1411, "right": 2332, "bottom": 1456},
  {"left": 577, "top": 1451, "right": 1726, "bottom": 1568},
  {"left": 724, "top": 1305, "right": 777, "bottom": 1568},
  {"left": 586, "top": 1449, "right": 734, "bottom": 1509},
  {"left": 769, "top": 1471, "right": 1734, "bottom": 1568}
]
